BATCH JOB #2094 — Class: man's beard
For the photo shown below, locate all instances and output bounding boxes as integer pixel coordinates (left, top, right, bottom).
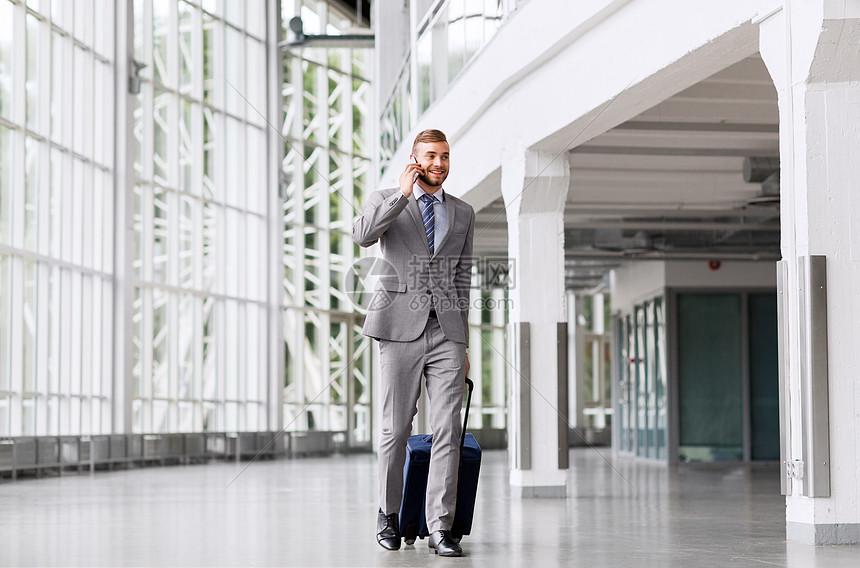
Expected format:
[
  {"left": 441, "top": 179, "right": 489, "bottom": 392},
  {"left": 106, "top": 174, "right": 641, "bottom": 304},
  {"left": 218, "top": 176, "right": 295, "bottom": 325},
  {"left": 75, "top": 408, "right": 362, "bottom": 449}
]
[{"left": 419, "top": 171, "right": 447, "bottom": 187}]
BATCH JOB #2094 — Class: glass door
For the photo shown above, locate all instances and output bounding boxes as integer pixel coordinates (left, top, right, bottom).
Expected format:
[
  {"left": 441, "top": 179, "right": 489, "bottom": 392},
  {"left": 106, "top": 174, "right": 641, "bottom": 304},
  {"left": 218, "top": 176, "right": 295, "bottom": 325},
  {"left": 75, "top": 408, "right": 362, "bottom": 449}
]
[
  {"left": 654, "top": 298, "right": 667, "bottom": 460},
  {"left": 614, "top": 297, "right": 667, "bottom": 459}
]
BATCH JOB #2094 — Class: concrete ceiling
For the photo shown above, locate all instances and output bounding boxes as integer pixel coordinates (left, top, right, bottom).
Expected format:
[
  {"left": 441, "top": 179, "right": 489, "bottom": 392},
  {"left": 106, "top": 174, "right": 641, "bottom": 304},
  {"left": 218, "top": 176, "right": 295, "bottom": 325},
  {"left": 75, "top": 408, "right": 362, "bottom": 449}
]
[{"left": 472, "top": 55, "right": 780, "bottom": 292}]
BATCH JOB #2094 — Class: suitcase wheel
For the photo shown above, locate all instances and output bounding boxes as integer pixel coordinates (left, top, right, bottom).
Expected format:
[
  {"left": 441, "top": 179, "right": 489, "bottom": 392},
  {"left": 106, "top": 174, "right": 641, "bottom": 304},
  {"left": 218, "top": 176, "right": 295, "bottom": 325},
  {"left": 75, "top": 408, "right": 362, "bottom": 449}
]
[{"left": 404, "top": 538, "right": 415, "bottom": 545}]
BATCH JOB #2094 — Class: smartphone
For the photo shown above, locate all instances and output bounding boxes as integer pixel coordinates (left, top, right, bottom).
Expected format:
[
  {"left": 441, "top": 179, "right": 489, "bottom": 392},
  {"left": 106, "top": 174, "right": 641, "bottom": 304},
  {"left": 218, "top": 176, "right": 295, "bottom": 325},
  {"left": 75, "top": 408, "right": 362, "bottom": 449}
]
[{"left": 412, "top": 156, "right": 421, "bottom": 183}]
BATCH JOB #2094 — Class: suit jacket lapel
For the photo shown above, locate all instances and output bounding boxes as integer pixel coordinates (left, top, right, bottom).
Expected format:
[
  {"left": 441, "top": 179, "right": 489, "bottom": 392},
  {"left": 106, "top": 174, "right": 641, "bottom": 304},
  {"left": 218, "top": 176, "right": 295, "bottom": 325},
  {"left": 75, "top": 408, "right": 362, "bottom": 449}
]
[
  {"left": 433, "top": 196, "right": 457, "bottom": 257},
  {"left": 406, "top": 196, "right": 432, "bottom": 255}
]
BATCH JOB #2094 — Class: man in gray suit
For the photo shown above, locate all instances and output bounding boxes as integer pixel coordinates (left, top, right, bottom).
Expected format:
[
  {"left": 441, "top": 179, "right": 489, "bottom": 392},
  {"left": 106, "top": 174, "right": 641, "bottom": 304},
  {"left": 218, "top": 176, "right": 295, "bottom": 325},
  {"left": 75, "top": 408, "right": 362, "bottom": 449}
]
[{"left": 353, "top": 129, "right": 475, "bottom": 557}]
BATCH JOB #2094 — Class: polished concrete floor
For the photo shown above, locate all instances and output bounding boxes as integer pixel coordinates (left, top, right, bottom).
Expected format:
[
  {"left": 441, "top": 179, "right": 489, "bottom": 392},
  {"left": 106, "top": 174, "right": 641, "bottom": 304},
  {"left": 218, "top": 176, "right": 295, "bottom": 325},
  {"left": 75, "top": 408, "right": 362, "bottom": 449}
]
[{"left": 0, "top": 448, "right": 857, "bottom": 567}]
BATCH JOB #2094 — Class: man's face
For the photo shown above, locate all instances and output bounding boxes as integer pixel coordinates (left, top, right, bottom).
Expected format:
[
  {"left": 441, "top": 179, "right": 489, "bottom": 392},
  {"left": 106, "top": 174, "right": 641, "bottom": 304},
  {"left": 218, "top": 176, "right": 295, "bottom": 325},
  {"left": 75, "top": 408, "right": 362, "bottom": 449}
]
[{"left": 412, "top": 140, "right": 450, "bottom": 188}]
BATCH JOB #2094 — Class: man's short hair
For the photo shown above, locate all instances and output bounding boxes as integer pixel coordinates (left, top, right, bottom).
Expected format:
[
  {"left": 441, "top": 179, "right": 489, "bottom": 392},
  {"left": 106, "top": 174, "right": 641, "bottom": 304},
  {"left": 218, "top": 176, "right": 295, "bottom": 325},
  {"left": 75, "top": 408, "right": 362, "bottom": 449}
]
[{"left": 412, "top": 129, "right": 448, "bottom": 155}]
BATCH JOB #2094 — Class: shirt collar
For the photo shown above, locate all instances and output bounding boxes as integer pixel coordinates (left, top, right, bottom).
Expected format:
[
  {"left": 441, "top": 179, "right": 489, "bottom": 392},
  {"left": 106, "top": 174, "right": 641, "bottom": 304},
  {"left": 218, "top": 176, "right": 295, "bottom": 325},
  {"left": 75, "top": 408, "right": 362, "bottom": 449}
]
[{"left": 412, "top": 182, "right": 445, "bottom": 202}]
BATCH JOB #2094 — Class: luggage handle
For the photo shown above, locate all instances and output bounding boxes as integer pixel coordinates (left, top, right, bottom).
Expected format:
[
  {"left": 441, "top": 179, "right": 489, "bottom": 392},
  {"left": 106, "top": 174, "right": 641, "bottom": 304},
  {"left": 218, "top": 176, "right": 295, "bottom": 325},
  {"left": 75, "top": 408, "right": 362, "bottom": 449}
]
[{"left": 460, "top": 377, "right": 474, "bottom": 453}]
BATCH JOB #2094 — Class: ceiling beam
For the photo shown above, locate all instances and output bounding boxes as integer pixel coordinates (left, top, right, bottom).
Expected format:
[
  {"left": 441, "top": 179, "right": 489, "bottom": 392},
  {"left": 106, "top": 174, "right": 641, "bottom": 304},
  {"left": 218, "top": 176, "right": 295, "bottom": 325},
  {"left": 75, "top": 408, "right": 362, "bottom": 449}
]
[
  {"left": 615, "top": 121, "right": 778, "bottom": 133},
  {"left": 563, "top": 220, "right": 778, "bottom": 232},
  {"left": 565, "top": 249, "right": 780, "bottom": 261},
  {"left": 571, "top": 145, "right": 776, "bottom": 157}
]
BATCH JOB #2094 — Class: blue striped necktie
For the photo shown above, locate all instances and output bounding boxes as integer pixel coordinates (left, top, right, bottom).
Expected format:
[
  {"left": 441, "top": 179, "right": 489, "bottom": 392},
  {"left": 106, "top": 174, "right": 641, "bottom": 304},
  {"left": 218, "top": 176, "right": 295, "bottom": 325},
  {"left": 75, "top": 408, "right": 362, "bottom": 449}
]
[{"left": 419, "top": 194, "right": 436, "bottom": 255}]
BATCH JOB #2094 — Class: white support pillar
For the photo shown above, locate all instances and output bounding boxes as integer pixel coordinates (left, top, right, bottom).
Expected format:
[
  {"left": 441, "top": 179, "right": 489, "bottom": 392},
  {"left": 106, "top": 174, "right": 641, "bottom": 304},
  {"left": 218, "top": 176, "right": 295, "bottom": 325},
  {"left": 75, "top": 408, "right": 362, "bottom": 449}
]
[
  {"left": 503, "top": 144, "right": 570, "bottom": 498},
  {"left": 266, "top": 0, "right": 284, "bottom": 434},
  {"left": 112, "top": 0, "right": 134, "bottom": 434},
  {"left": 760, "top": 1, "right": 860, "bottom": 545}
]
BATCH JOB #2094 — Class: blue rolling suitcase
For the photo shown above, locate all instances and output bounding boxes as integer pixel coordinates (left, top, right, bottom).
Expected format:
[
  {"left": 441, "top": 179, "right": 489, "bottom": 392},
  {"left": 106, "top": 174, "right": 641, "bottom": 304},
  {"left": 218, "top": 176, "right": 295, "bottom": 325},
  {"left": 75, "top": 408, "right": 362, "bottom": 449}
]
[{"left": 399, "top": 378, "right": 481, "bottom": 545}]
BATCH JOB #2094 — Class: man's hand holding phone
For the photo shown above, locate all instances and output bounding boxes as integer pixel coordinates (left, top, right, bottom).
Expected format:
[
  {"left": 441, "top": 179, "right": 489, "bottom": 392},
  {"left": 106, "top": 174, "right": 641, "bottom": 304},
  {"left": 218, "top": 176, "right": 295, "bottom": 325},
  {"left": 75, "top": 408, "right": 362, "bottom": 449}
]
[{"left": 400, "top": 157, "right": 423, "bottom": 197}]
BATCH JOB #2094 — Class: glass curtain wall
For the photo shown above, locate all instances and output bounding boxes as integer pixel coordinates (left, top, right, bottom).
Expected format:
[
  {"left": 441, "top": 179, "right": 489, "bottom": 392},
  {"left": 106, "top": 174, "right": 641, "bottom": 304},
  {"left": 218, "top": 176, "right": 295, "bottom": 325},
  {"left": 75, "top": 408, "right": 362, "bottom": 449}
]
[
  {"left": 131, "top": 0, "right": 269, "bottom": 433},
  {"left": 468, "top": 288, "right": 507, "bottom": 429},
  {"left": 582, "top": 293, "right": 612, "bottom": 429},
  {"left": 1, "top": 0, "right": 376, "bottom": 440},
  {"left": 379, "top": 0, "right": 505, "bottom": 175},
  {"left": 280, "top": 0, "right": 373, "bottom": 445},
  {"left": 0, "top": 0, "right": 115, "bottom": 436}
]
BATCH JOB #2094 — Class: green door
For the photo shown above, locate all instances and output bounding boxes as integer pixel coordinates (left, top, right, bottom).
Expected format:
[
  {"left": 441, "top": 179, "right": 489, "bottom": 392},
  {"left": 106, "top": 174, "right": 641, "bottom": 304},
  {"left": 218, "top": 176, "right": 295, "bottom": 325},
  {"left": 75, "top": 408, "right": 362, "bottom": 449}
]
[
  {"left": 748, "top": 293, "right": 779, "bottom": 460},
  {"left": 677, "top": 293, "right": 744, "bottom": 462},
  {"left": 676, "top": 292, "right": 779, "bottom": 462}
]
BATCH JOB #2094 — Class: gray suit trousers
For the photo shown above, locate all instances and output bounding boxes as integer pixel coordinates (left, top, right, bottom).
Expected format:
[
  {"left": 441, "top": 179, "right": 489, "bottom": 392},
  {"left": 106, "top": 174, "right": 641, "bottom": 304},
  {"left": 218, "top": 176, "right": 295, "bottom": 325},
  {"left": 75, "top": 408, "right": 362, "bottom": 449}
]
[{"left": 378, "top": 315, "right": 467, "bottom": 533}]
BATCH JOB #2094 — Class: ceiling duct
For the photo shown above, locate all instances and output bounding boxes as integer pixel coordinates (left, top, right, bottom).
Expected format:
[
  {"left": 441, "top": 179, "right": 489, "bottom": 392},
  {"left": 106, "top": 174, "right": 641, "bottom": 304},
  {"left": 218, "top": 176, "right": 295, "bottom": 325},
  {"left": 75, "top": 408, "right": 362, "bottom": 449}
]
[
  {"left": 281, "top": 16, "right": 375, "bottom": 48},
  {"left": 760, "top": 170, "right": 780, "bottom": 197},
  {"left": 743, "top": 157, "right": 780, "bottom": 206},
  {"left": 592, "top": 229, "right": 655, "bottom": 255},
  {"left": 563, "top": 259, "right": 619, "bottom": 293}
]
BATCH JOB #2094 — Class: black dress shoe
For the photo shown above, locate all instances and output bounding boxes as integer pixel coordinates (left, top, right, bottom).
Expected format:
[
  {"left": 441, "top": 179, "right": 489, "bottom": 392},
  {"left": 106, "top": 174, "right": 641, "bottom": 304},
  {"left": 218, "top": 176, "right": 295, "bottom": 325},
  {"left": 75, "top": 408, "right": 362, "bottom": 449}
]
[
  {"left": 428, "top": 530, "right": 462, "bottom": 557},
  {"left": 376, "top": 509, "right": 401, "bottom": 551}
]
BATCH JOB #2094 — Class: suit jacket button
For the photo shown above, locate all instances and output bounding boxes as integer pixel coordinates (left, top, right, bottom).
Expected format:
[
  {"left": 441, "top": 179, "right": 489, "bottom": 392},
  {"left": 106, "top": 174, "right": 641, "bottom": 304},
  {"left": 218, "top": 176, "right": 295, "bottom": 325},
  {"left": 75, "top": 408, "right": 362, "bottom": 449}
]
[{"left": 426, "top": 290, "right": 432, "bottom": 295}]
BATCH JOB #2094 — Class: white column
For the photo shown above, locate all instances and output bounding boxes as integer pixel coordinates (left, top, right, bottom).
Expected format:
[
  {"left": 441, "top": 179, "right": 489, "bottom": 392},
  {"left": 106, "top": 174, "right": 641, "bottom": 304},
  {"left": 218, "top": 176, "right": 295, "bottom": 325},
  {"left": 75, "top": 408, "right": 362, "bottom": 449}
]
[
  {"left": 112, "top": 0, "right": 135, "bottom": 434},
  {"left": 266, "top": 0, "right": 284, "bottom": 433},
  {"left": 760, "top": 1, "right": 860, "bottom": 545},
  {"left": 503, "top": 144, "right": 570, "bottom": 497}
]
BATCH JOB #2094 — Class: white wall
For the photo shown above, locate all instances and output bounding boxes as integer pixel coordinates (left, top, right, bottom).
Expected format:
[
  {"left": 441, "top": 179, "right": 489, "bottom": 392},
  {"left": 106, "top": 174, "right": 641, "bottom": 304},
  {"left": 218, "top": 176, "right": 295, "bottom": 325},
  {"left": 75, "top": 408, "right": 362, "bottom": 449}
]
[
  {"left": 611, "top": 260, "right": 777, "bottom": 315},
  {"left": 665, "top": 260, "right": 777, "bottom": 289},
  {"left": 610, "top": 261, "right": 666, "bottom": 315}
]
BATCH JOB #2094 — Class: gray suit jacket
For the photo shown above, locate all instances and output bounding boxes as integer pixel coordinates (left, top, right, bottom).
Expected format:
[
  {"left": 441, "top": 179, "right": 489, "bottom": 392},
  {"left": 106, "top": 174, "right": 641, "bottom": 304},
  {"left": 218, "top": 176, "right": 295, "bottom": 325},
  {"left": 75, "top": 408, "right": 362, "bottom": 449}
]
[{"left": 352, "top": 187, "right": 475, "bottom": 346}]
